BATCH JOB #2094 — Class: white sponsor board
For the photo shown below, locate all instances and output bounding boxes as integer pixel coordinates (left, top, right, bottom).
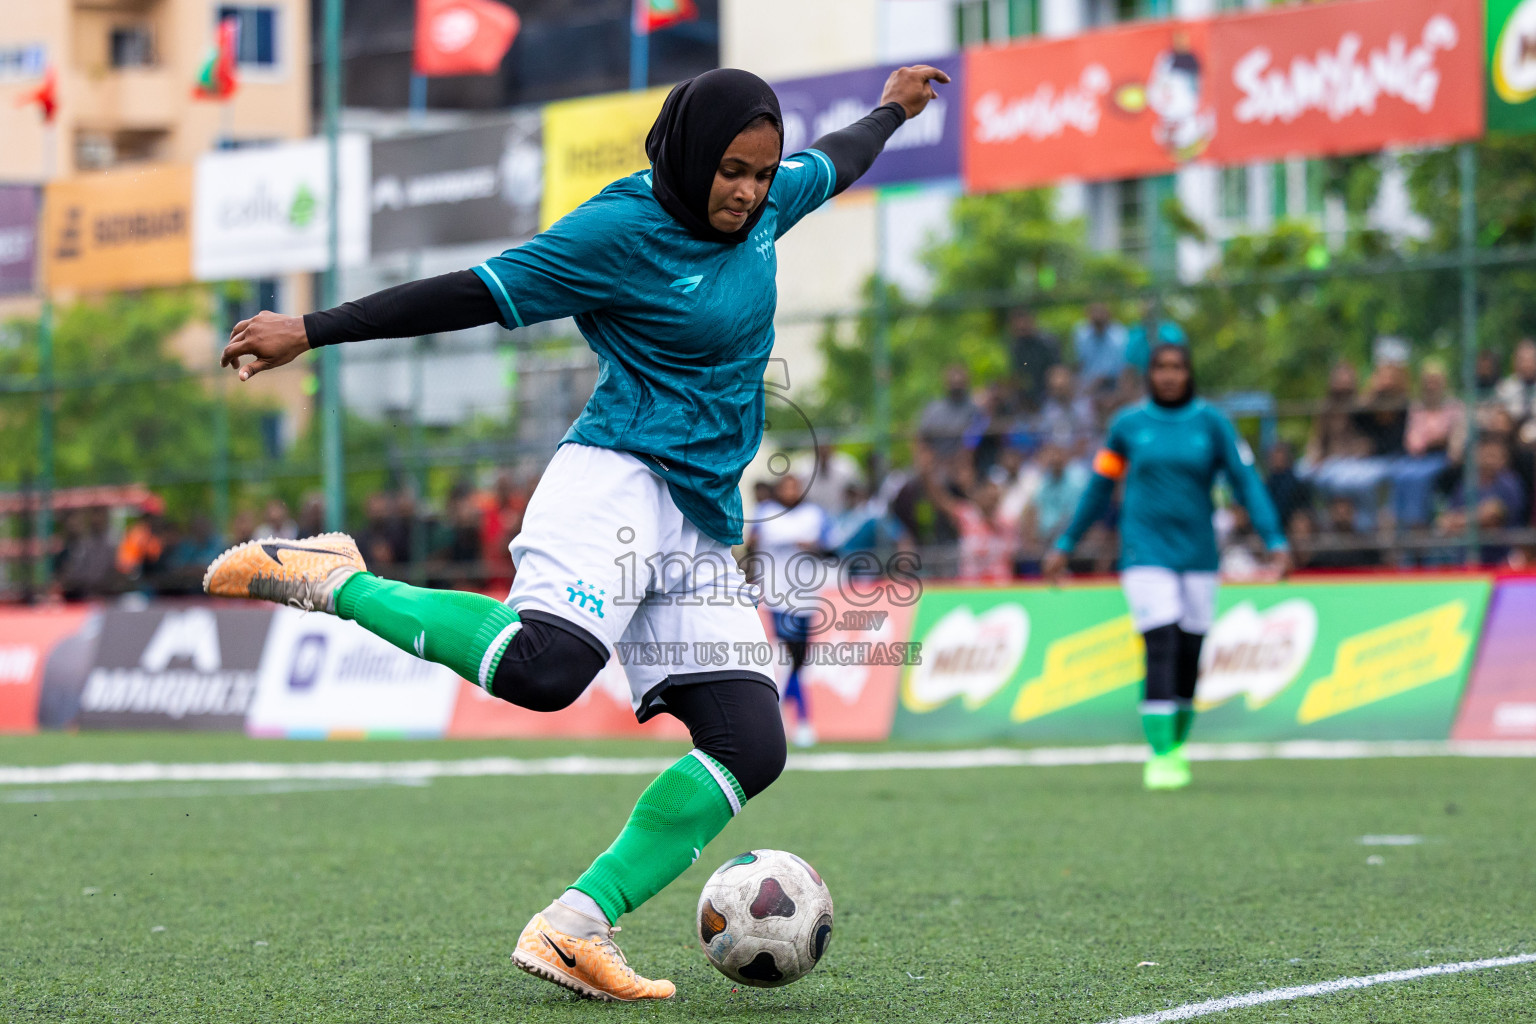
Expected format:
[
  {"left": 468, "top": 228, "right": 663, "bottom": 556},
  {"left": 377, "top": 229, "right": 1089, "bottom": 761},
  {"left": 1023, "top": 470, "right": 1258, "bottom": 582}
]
[
  {"left": 901, "top": 604, "right": 1028, "bottom": 712},
  {"left": 193, "top": 136, "right": 370, "bottom": 280},
  {"left": 247, "top": 608, "right": 461, "bottom": 737},
  {"left": 1197, "top": 599, "right": 1318, "bottom": 711}
]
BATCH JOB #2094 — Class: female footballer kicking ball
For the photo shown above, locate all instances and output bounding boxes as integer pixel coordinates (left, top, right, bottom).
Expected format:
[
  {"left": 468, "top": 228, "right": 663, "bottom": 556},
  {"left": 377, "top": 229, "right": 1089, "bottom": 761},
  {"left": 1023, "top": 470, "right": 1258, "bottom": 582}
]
[
  {"left": 204, "top": 66, "right": 947, "bottom": 1001},
  {"left": 1042, "top": 344, "right": 1290, "bottom": 791}
]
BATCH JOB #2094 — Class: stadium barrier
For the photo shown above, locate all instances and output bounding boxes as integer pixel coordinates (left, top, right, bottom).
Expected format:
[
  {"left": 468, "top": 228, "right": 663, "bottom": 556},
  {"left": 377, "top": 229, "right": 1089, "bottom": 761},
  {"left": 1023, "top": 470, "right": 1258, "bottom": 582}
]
[{"left": 0, "top": 575, "right": 1525, "bottom": 743}]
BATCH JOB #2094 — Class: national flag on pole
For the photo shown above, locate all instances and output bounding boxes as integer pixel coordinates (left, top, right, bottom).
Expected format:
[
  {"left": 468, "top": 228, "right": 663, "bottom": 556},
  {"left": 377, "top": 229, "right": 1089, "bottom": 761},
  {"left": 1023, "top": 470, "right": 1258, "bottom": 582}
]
[
  {"left": 414, "top": 0, "right": 520, "bottom": 76},
  {"left": 634, "top": 0, "right": 698, "bottom": 34},
  {"left": 15, "top": 66, "right": 57, "bottom": 122},
  {"left": 192, "top": 17, "right": 239, "bottom": 100}
]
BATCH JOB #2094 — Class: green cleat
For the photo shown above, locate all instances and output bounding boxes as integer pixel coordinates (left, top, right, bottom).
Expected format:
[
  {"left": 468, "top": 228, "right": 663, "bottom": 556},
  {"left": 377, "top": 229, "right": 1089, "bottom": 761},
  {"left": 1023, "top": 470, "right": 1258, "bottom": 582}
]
[{"left": 1143, "top": 751, "right": 1192, "bottom": 791}]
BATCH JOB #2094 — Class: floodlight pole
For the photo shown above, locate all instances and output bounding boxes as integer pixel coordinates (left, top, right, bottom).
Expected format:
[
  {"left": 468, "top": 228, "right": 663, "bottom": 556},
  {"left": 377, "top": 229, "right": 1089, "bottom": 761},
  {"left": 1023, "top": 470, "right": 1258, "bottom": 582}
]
[
  {"left": 320, "top": 0, "right": 346, "bottom": 532},
  {"left": 1457, "top": 143, "right": 1480, "bottom": 567}
]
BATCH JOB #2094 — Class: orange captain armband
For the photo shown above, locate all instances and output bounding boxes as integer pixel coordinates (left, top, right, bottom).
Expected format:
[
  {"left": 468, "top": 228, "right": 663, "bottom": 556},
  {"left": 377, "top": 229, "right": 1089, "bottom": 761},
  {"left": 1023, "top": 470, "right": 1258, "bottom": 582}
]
[{"left": 1091, "top": 448, "right": 1127, "bottom": 480}]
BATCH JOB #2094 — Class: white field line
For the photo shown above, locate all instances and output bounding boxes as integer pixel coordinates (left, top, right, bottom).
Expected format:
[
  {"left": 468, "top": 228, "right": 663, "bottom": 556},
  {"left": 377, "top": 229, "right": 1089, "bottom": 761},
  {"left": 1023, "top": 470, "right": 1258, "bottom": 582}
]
[
  {"left": 3, "top": 739, "right": 1536, "bottom": 787},
  {"left": 1099, "top": 952, "right": 1536, "bottom": 1024},
  {"left": 0, "top": 777, "right": 430, "bottom": 804}
]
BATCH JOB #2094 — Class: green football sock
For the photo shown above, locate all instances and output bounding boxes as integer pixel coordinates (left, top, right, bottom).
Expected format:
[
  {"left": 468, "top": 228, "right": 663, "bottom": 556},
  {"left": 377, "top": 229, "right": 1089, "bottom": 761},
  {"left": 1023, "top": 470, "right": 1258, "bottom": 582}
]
[
  {"left": 1141, "top": 701, "right": 1179, "bottom": 756},
  {"left": 571, "top": 751, "right": 745, "bottom": 924},
  {"left": 333, "top": 573, "right": 520, "bottom": 690},
  {"left": 1173, "top": 700, "right": 1196, "bottom": 746}
]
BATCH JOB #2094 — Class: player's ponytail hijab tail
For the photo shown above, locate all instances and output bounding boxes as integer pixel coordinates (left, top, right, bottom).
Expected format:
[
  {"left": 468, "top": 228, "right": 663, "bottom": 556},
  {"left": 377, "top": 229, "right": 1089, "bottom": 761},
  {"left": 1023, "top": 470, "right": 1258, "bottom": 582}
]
[
  {"left": 646, "top": 69, "right": 783, "bottom": 244},
  {"left": 1148, "top": 341, "right": 1195, "bottom": 409}
]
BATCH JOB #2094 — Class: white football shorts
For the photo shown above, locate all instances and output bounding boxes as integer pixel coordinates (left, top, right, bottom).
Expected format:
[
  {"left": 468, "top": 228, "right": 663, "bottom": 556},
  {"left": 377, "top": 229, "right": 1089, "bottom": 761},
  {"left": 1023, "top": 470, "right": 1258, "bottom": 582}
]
[
  {"left": 507, "top": 443, "right": 773, "bottom": 719},
  {"left": 1120, "top": 566, "right": 1219, "bottom": 635}
]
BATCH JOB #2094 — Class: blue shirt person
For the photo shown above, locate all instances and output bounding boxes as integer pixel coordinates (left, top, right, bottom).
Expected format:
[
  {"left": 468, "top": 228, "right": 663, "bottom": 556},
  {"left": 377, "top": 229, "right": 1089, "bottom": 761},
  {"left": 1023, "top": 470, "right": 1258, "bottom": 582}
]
[{"left": 1073, "top": 302, "right": 1129, "bottom": 392}]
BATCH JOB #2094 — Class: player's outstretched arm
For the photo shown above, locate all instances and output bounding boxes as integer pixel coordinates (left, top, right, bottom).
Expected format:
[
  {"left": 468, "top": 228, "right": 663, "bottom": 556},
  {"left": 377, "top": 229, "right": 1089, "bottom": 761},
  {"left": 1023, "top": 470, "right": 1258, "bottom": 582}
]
[
  {"left": 220, "top": 270, "right": 501, "bottom": 381},
  {"left": 809, "top": 65, "right": 949, "bottom": 196}
]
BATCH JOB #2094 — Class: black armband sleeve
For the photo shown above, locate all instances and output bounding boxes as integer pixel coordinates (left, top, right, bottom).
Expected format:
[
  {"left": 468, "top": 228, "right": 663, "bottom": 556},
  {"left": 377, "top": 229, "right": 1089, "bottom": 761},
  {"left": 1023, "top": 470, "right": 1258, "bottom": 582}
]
[
  {"left": 809, "top": 102, "right": 907, "bottom": 196},
  {"left": 303, "top": 269, "right": 503, "bottom": 348}
]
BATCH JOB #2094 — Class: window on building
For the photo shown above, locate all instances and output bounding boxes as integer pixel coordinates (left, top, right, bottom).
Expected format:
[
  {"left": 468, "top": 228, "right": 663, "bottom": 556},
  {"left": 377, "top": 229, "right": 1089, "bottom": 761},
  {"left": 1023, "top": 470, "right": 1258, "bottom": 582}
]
[
  {"left": 955, "top": 0, "right": 1040, "bottom": 45},
  {"left": 1219, "top": 165, "right": 1249, "bottom": 223},
  {"left": 216, "top": 6, "right": 278, "bottom": 68},
  {"left": 223, "top": 278, "right": 282, "bottom": 328},
  {"left": 1303, "top": 159, "right": 1327, "bottom": 217},
  {"left": 110, "top": 26, "right": 155, "bottom": 68},
  {"left": 1117, "top": 178, "right": 1148, "bottom": 257},
  {"left": 1085, "top": 0, "right": 1162, "bottom": 27}
]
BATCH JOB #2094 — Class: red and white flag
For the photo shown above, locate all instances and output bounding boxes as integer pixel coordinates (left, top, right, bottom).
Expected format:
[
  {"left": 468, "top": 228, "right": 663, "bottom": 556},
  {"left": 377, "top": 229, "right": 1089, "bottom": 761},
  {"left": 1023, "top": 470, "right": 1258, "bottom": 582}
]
[
  {"left": 634, "top": 0, "right": 698, "bottom": 34},
  {"left": 414, "top": 0, "right": 520, "bottom": 77},
  {"left": 16, "top": 66, "right": 57, "bottom": 122}
]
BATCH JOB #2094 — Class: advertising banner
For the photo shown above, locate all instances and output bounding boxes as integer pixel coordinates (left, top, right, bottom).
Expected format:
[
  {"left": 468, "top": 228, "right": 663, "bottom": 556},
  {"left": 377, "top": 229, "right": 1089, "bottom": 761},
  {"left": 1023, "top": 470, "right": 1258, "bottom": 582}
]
[
  {"left": 0, "top": 606, "right": 94, "bottom": 733},
  {"left": 964, "top": 19, "right": 1209, "bottom": 192},
  {"left": 776, "top": 58, "right": 962, "bottom": 188},
  {"left": 1452, "top": 580, "right": 1536, "bottom": 739},
  {"left": 759, "top": 581, "right": 920, "bottom": 742},
  {"left": 963, "top": 0, "right": 1483, "bottom": 191},
  {"left": 370, "top": 113, "right": 543, "bottom": 255},
  {"left": 894, "top": 579, "right": 1490, "bottom": 742},
  {"left": 42, "top": 165, "right": 193, "bottom": 292},
  {"left": 1207, "top": 0, "right": 1484, "bottom": 165},
  {"left": 75, "top": 607, "right": 271, "bottom": 731},
  {"left": 540, "top": 85, "right": 670, "bottom": 228},
  {"left": 248, "top": 607, "right": 461, "bottom": 738},
  {"left": 0, "top": 184, "right": 39, "bottom": 297},
  {"left": 193, "top": 136, "right": 370, "bottom": 281},
  {"left": 1488, "top": 0, "right": 1536, "bottom": 132}
]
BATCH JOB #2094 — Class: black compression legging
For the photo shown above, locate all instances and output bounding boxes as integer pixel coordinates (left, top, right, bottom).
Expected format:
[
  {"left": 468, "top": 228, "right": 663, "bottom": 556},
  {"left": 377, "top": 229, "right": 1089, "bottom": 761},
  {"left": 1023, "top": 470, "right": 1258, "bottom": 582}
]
[
  {"left": 489, "top": 615, "right": 786, "bottom": 799},
  {"left": 1143, "top": 624, "right": 1205, "bottom": 702}
]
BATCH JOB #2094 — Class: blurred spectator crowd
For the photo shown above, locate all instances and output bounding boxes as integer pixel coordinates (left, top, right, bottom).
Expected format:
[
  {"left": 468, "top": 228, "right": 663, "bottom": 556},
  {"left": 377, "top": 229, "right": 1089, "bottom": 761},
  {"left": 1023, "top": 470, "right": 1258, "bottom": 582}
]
[{"left": 23, "top": 304, "right": 1536, "bottom": 601}]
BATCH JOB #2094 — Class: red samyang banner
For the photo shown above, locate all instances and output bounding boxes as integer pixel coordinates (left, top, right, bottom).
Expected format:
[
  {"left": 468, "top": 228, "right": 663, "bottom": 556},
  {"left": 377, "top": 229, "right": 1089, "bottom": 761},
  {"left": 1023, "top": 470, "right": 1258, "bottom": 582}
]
[
  {"left": 964, "top": 20, "right": 1210, "bottom": 191},
  {"left": 1207, "top": 0, "right": 1483, "bottom": 164},
  {"left": 963, "top": 0, "right": 1483, "bottom": 192}
]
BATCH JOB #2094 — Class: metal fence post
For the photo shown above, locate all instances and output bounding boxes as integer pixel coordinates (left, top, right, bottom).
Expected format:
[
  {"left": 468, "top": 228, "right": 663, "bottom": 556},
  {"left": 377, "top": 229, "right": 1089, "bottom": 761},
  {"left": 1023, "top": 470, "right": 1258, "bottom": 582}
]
[
  {"left": 36, "top": 299, "right": 55, "bottom": 593},
  {"left": 1458, "top": 143, "right": 1480, "bottom": 567},
  {"left": 320, "top": 0, "right": 346, "bottom": 531}
]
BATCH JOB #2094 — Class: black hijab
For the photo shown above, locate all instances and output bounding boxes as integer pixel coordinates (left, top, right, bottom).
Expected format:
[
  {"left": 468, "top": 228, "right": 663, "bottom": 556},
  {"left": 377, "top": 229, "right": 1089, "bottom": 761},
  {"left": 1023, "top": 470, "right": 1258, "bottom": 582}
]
[
  {"left": 645, "top": 68, "right": 783, "bottom": 245},
  {"left": 1148, "top": 342, "right": 1195, "bottom": 409}
]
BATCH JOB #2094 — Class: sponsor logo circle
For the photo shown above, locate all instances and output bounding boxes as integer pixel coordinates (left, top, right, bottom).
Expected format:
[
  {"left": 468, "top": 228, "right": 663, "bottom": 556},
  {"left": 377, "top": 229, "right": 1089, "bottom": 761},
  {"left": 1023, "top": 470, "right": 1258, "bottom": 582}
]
[{"left": 1495, "top": 0, "right": 1536, "bottom": 104}]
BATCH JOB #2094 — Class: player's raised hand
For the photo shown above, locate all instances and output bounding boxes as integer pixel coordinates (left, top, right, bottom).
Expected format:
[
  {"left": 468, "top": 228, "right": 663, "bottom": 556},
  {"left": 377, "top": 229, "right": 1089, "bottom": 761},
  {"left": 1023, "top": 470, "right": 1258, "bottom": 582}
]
[
  {"left": 220, "top": 310, "right": 311, "bottom": 381},
  {"left": 879, "top": 65, "right": 950, "bottom": 120}
]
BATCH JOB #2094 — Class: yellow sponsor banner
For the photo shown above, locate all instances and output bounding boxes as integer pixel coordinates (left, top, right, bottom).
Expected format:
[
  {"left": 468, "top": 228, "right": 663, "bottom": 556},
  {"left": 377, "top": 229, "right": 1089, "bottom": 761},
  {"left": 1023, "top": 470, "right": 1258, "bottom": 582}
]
[
  {"left": 1296, "top": 600, "right": 1472, "bottom": 724},
  {"left": 1011, "top": 615, "right": 1143, "bottom": 722},
  {"left": 42, "top": 164, "right": 194, "bottom": 292},
  {"left": 540, "top": 86, "right": 670, "bottom": 228}
]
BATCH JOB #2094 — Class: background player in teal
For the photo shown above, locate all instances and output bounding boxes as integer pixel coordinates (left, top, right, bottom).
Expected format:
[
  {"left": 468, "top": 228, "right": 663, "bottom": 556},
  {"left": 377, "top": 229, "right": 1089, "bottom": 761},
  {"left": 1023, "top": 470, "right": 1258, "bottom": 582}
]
[
  {"left": 1044, "top": 344, "right": 1290, "bottom": 790},
  {"left": 206, "top": 66, "right": 949, "bottom": 1001}
]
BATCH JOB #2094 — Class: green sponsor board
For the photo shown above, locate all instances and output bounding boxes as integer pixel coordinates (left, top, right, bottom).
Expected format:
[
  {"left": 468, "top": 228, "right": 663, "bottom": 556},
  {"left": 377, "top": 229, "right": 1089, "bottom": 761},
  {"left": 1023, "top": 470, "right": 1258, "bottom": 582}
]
[
  {"left": 893, "top": 579, "right": 1491, "bottom": 742},
  {"left": 1489, "top": 0, "right": 1536, "bottom": 133}
]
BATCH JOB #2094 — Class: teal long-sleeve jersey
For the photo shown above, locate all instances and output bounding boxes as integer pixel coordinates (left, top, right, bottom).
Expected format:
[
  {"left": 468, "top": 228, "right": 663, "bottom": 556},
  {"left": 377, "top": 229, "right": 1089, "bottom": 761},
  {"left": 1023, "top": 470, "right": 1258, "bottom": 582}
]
[{"left": 1055, "top": 399, "right": 1287, "bottom": 572}]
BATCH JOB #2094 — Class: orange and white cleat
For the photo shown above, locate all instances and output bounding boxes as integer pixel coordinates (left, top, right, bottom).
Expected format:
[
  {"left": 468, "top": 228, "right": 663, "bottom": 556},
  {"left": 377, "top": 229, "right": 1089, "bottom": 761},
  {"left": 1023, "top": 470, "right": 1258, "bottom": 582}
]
[
  {"left": 511, "top": 902, "right": 676, "bottom": 1002},
  {"left": 202, "top": 533, "right": 365, "bottom": 612}
]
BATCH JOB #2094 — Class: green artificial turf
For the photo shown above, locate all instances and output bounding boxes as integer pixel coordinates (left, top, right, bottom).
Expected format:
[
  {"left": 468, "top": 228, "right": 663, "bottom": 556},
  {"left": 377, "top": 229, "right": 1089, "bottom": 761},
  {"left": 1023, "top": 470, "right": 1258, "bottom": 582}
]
[{"left": 2, "top": 734, "right": 1533, "bottom": 1023}]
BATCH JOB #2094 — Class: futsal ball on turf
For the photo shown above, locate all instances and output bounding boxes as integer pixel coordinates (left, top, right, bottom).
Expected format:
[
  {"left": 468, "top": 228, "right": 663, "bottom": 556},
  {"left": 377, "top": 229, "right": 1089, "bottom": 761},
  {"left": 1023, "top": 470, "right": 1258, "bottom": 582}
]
[{"left": 697, "top": 849, "right": 833, "bottom": 987}]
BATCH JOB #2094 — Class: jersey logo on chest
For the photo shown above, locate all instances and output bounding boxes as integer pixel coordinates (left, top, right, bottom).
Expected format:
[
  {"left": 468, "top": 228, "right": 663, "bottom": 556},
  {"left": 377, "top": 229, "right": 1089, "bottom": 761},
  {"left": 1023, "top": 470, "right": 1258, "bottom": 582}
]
[
  {"left": 753, "top": 228, "right": 773, "bottom": 262},
  {"left": 669, "top": 275, "right": 704, "bottom": 294}
]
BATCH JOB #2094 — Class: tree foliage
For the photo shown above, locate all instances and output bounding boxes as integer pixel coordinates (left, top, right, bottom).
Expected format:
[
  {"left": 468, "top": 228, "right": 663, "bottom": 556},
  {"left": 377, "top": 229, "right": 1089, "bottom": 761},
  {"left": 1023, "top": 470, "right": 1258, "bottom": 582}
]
[{"left": 0, "top": 290, "right": 277, "bottom": 522}]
